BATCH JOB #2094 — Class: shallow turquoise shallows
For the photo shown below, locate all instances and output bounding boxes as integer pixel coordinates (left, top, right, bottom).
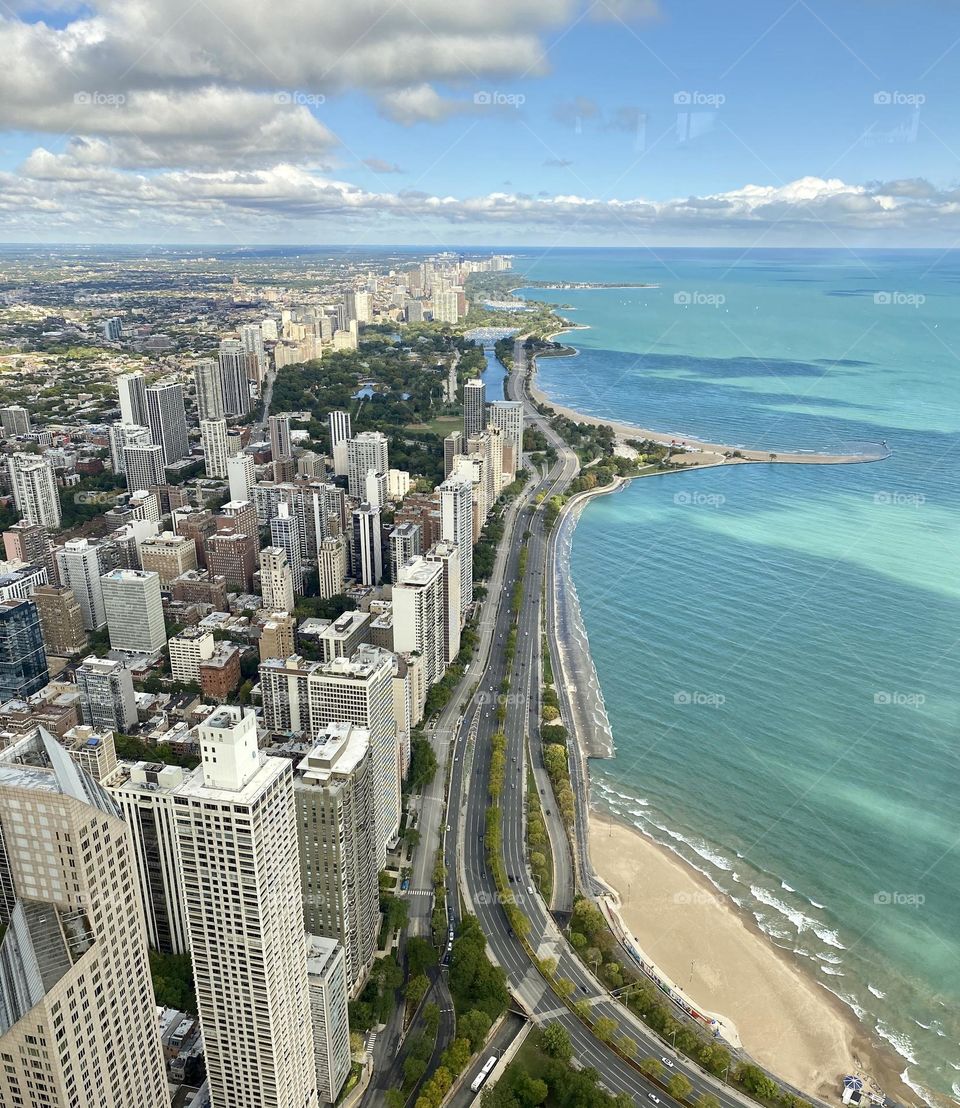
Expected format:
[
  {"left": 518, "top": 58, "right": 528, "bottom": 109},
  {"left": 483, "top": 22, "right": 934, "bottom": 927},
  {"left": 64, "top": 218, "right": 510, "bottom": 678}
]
[{"left": 516, "top": 248, "right": 960, "bottom": 1103}]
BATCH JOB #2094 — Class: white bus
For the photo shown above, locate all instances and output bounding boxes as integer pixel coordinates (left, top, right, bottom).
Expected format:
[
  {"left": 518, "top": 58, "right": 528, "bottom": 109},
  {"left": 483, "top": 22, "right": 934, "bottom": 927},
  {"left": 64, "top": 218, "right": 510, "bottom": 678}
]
[{"left": 470, "top": 1055, "right": 497, "bottom": 1094}]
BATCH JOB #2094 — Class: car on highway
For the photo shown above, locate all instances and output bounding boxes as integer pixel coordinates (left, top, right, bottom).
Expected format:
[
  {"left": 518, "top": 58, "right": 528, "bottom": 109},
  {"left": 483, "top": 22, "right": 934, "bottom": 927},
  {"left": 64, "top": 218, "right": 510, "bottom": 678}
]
[
  {"left": 647, "top": 1096, "right": 661, "bottom": 1105},
  {"left": 660, "top": 1057, "right": 675, "bottom": 1069}
]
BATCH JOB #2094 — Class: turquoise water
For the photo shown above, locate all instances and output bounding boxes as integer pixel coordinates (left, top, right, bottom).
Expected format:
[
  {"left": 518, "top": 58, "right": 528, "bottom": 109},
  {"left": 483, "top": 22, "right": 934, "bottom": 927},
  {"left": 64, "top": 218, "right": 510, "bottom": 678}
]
[{"left": 516, "top": 250, "right": 960, "bottom": 1104}]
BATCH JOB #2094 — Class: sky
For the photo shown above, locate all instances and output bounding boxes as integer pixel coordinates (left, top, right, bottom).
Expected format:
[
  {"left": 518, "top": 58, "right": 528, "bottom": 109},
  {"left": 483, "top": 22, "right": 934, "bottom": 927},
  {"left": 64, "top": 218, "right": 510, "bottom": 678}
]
[{"left": 2, "top": 0, "right": 960, "bottom": 246}]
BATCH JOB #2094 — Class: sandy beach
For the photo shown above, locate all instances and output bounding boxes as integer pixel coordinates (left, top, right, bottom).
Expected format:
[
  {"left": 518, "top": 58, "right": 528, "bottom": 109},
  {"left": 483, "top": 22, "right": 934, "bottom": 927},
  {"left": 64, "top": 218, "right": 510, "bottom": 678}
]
[{"left": 588, "top": 817, "right": 918, "bottom": 1106}]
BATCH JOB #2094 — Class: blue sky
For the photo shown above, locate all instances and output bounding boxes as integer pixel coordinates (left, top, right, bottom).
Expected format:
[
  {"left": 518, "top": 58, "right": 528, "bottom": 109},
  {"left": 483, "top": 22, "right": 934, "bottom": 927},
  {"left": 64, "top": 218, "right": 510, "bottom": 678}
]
[{"left": 1, "top": 0, "right": 958, "bottom": 243}]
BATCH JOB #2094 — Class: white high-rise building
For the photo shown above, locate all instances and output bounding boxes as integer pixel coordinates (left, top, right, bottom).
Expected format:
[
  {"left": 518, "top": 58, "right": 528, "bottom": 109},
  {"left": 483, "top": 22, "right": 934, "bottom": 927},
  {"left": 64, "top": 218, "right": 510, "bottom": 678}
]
[
  {"left": 389, "top": 522, "right": 421, "bottom": 583},
  {"left": 261, "top": 545, "right": 295, "bottom": 613},
  {"left": 101, "top": 568, "right": 166, "bottom": 654},
  {"left": 227, "top": 451, "right": 255, "bottom": 502},
  {"left": 117, "top": 370, "right": 148, "bottom": 426},
  {"left": 8, "top": 452, "right": 61, "bottom": 528},
  {"left": 364, "top": 469, "right": 388, "bottom": 511},
  {"left": 0, "top": 404, "right": 31, "bottom": 436},
  {"left": 392, "top": 556, "right": 445, "bottom": 685},
  {"left": 284, "top": 723, "right": 379, "bottom": 995},
  {"left": 269, "top": 414, "right": 293, "bottom": 462},
  {"left": 425, "top": 539, "right": 462, "bottom": 664},
  {"left": 200, "top": 417, "right": 231, "bottom": 478},
  {"left": 109, "top": 422, "right": 151, "bottom": 474},
  {"left": 194, "top": 358, "right": 225, "bottom": 421},
  {"left": 105, "top": 760, "right": 190, "bottom": 954},
  {"left": 328, "top": 411, "right": 351, "bottom": 456},
  {"left": 488, "top": 399, "right": 524, "bottom": 476},
  {"left": 145, "top": 380, "right": 190, "bottom": 465},
  {"left": 241, "top": 323, "right": 268, "bottom": 381},
  {"left": 56, "top": 538, "right": 106, "bottom": 630},
  {"left": 433, "top": 287, "right": 460, "bottom": 323},
  {"left": 318, "top": 534, "right": 347, "bottom": 599},
  {"left": 306, "top": 937, "right": 352, "bottom": 1103},
  {"left": 347, "top": 431, "right": 389, "bottom": 499},
  {"left": 351, "top": 503, "right": 382, "bottom": 586},
  {"left": 270, "top": 503, "right": 303, "bottom": 594},
  {"left": 440, "top": 475, "right": 474, "bottom": 615},
  {"left": 463, "top": 377, "right": 486, "bottom": 437},
  {"left": 123, "top": 442, "right": 166, "bottom": 490},
  {"left": 174, "top": 706, "right": 319, "bottom": 1108},
  {"left": 0, "top": 729, "right": 170, "bottom": 1108},
  {"left": 76, "top": 654, "right": 138, "bottom": 731},
  {"left": 218, "top": 339, "right": 253, "bottom": 417}
]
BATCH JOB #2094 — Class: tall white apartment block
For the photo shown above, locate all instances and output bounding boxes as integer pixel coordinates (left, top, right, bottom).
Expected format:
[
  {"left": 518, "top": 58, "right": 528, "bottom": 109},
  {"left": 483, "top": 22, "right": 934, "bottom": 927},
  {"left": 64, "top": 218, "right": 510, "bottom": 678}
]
[
  {"left": 452, "top": 453, "right": 487, "bottom": 536},
  {"left": 328, "top": 410, "right": 351, "bottom": 451},
  {"left": 425, "top": 539, "right": 462, "bottom": 664},
  {"left": 318, "top": 534, "right": 347, "bottom": 599},
  {"left": 389, "top": 522, "right": 421, "bottom": 583},
  {"left": 227, "top": 451, "right": 255, "bottom": 502},
  {"left": 463, "top": 377, "right": 486, "bottom": 437},
  {"left": 393, "top": 556, "right": 445, "bottom": 686},
  {"left": 261, "top": 545, "right": 295, "bottom": 613},
  {"left": 56, "top": 538, "right": 106, "bottom": 630},
  {"left": 145, "top": 380, "right": 190, "bottom": 465},
  {"left": 306, "top": 937, "right": 352, "bottom": 1103},
  {"left": 0, "top": 729, "right": 169, "bottom": 1108},
  {"left": 117, "top": 370, "right": 148, "bottom": 426},
  {"left": 270, "top": 502, "right": 303, "bottom": 594},
  {"left": 194, "top": 358, "right": 225, "bottom": 420},
  {"left": 351, "top": 503, "right": 382, "bottom": 586},
  {"left": 0, "top": 404, "right": 31, "bottom": 436},
  {"left": 308, "top": 647, "right": 398, "bottom": 863},
  {"left": 105, "top": 759, "right": 190, "bottom": 954},
  {"left": 174, "top": 706, "right": 319, "bottom": 1108},
  {"left": 75, "top": 654, "right": 138, "bottom": 731},
  {"left": 101, "top": 568, "right": 166, "bottom": 654},
  {"left": 109, "top": 422, "right": 151, "bottom": 474},
  {"left": 347, "top": 431, "right": 389, "bottom": 499},
  {"left": 285, "top": 723, "right": 379, "bottom": 994},
  {"left": 364, "top": 469, "right": 388, "bottom": 511},
  {"left": 168, "top": 627, "right": 216, "bottom": 684},
  {"left": 440, "top": 474, "right": 474, "bottom": 616},
  {"left": 123, "top": 442, "right": 166, "bottom": 490},
  {"left": 488, "top": 399, "right": 524, "bottom": 476},
  {"left": 200, "top": 417, "right": 231, "bottom": 478},
  {"left": 241, "top": 323, "right": 268, "bottom": 381},
  {"left": 9, "top": 452, "right": 61, "bottom": 528}
]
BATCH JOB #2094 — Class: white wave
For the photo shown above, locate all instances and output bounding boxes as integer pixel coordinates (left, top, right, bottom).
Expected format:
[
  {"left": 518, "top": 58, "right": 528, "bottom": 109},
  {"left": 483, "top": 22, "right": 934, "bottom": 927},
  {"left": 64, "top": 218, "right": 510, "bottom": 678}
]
[
  {"left": 781, "top": 881, "right": 795, "bottom": 892},
  {"left": 819, "top": 951, "right": 843, "bottom": 965},
  {"left": 819, "top": 965, "right": 845, "bottom": 976},
  {"left": 750, "top": 885, "right": 820, "bottom": 934},
  {"left": 877, "top": 1024, "right": 918, "bottom": 1065},
  {"left": 752, "top": 912, "right": 791, "bottom": 941},
  {"left": 952, "top": 1083, "right": 960, "bottom": 1099},
  {"left": 867, "top": 985, "right": 886, "bottom": 999},
  {"left": 793, "top": 948, "right": 815, "bottom": 959},
  {"left": 913, "top": 1019, "right": 933, "bottom": 1031},
  {"left": 810, "top": 899, "right": 825, "bottom": 909},
  {"left": 950, "top": 1062, "right": 960, "bottom": 1072},
  {"left": 899, "top": 1069, "right": 937, "bottom": 1108},
  {"left": 812, "top": 924, "right": 846, "bottom": 950},
  {"left": 817, "top": 982, "right": 866, "bottom": 1020},
  {"left": 731, "top": 872, "right": 741, "bottom": 882}
]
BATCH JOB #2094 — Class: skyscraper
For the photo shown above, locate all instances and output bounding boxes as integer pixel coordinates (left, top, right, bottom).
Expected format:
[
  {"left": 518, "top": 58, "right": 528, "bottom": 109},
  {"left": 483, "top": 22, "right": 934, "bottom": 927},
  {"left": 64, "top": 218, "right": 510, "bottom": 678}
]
[
  {"left": 283, "top": 723, "right": 379, "bottom": 995},
  {"left": 328, "top": 410, "right": 351, "bottom": 452},
  {"left": 174, "top": 706, "right": 319, "bottom": 1108},
  {"left": 389, "top": 521, "right": 421, "bottom": 583},
  {"left": 392, "top": 557, "right": 445, "bottom": 685},
  {"left": 306, "top": 937, "right": 352, "bottom": 1103},
  {"left": 0, "top": 404, "right": 31, "bottom": 437},
  {"left": 109, "top": 422, "right": 151, "bottom": 474},
  {"left": 440, "top": 474, "right": 473, "bottom": 615},
  {"left": 463, "top": 377, "right": 486, "bottom": 438},
  {"left": 488, "top": 399, "right": 524, "bottom": 476},
  {"left": 318, "top": 534, "right": 347, "bottom": 599},
  {"left": 218, "top": 338, "right": 253, "bottom": 417},
  {"left": 100, "top": 569, "right": 166, "bottom": 654},
  {"left": 270, "top": 502, "right": 303, "bottom": 594},
  {"left": 145, "top": 380, "right": 190, "bottom": 465},
  {"left": 269, "top": 413, "right": 293, "bottom": 464},
  {"left": 200, "top": 417, "right": 231, "bottom": 478},
  {"left": 56, "top": 539, "right": 106, "bottom": 631},
  {"left": 194, "top": 358, "right": 225, "bottom": 421},
  {"left": 347, "top": 431, "right": 389, "bottom": 499},
  {"left": 8, "top": 452, "right": 61, "bottom": 528},
  {"left": 227, "top": 451, "right": 255, "bottom": 502},
  {"left": 0, "top": 730, "right": 169, "bottom": 1108},
  {"left": 351, "top": 502, "right": 382, "bottom": 586},
  {"left": 75, "top": 655, "right": 138, "bottom": 732},
  {"left": 443, "top": 429, "right": 463, "bottom": 477},
  {"left": 117, "top": 370, "right": 148, "bottom": 426},
  {"left": 32, "top": 584, "right": 86, "bottom": 657},
  {"left": 2, "top": 520, "right": 56, "bottom": 582},
  {"left": 122, "top": 442, "right": 166, "bottom": 490},
  {"left": 0, "top": 597, "right": 48, "bottom": 700},
  {"left": 425, "top": 540, "right": 462, "bottom": 664},
  {"left": 260, "top": 545, "right": 295, "bottom": 613}
]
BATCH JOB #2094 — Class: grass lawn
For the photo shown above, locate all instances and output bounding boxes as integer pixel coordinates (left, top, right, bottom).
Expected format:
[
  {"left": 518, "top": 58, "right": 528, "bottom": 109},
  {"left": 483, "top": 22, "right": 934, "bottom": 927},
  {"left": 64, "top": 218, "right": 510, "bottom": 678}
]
[{"left": 404, "top": 414, "right": 463, "bottom": 436}]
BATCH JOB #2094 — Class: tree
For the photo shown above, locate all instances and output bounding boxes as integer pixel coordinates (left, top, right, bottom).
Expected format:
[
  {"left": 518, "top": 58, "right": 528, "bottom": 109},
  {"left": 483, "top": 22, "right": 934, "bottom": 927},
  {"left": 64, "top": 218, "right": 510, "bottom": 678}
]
[
  {"left": 458, "top": 1008, "right": 493, "bottom": 1052},
  {"left": 407, "top": 734, "right": 438, "bottom": 791},
  {"left": 616, "top": 1034, "right": 637, "bottom": 1058},
  {"left": 553, "top": 976, "right": 574, "bottom": 1000},
  {"left": 735, "top": 1064, "right": 779, "bottom": 1101},
  {"left": 594, "top": 1016, "right": 617, "bottom": 1043},
  {"left": 405, "top": 973, "right": 430, "bottom": 1008},
  {"left": 640, "top": 1058, "right": 665, "bottom": 1081},
  {"left": 440, "top": 1036, "right": 472, "bottom": 1076},
  {"left": 668, "top": 1074, "right": 693, "bottom": 1102},
  {"left": 404, "top": 1055, "right": 428, "bottom": 1085},
  {"left": 695, "top": 1096, "right": 721, "bottom": 1108},
  {"left": 540, "top": 1023, "right": 572, "bottom": 1062},
  {"left": 407, "top": 937, "right": 438, "bottom": 978}
]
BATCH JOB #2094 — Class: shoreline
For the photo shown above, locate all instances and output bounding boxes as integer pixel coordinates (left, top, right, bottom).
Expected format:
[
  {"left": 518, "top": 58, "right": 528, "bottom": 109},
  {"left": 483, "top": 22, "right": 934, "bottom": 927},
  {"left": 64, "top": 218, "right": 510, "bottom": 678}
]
[
  {"left": 530, "top": 326, "right": 890, "bottom": 467},
  {"left": 587, "top": 813, "right": 918, "bottom": 1106}
]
